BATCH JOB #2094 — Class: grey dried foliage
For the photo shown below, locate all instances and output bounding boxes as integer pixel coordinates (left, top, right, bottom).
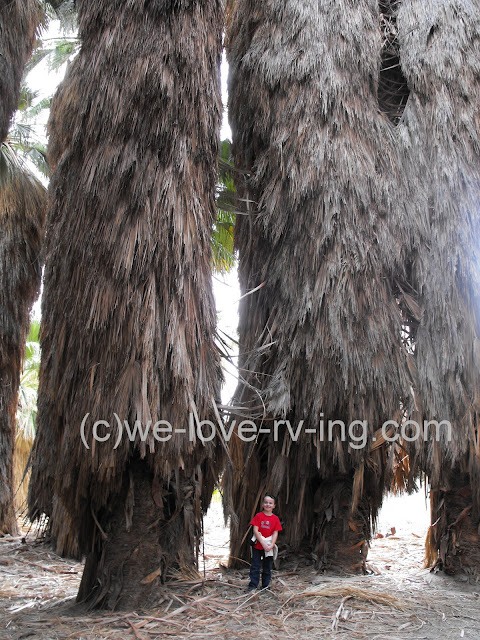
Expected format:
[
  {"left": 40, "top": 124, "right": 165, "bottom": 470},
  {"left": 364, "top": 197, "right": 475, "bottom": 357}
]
[
  {"left": 224, "top": 0, "right": 414, "bottom": 565},
  {"left": 224, "top": 0, "right": 480, "bottom": 571},
  {"left": 398, "top": 0, "right": 480, "bottom": 475},
  {"left": 28, "top": 0, "right": 224, "bottom": 590},
  {"left": 396, "top": 0, "right": 480, "bottom": 567}
]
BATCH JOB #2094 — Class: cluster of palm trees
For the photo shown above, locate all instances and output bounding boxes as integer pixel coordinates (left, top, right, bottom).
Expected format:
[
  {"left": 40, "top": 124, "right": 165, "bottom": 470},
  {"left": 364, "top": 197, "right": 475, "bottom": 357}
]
[{"left": 1, "top": 0, "right": 480, "bottom": 609}]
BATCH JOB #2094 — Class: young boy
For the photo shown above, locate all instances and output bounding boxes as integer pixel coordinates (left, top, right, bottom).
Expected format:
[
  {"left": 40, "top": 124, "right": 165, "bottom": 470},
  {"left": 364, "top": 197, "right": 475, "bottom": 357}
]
[{"left": 248, "top": 494, "right": 282, "bottom": 591}]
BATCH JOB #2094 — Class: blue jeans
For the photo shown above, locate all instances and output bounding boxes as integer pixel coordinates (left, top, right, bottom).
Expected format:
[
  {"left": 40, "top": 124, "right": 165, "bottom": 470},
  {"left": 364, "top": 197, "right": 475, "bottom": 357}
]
[{"left": 249, "top": 547, "right": 273, "bottom": 588}]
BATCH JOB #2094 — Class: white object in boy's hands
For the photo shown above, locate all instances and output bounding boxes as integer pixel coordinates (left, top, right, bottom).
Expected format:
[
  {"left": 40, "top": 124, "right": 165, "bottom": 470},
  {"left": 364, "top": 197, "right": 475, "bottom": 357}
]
[{"left": 251, "top": 534, "right": 278, "bottom": 559}]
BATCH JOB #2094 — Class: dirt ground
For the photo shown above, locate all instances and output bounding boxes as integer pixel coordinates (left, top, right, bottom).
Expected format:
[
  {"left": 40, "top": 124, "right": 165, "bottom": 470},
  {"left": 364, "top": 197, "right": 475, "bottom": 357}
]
[{"left": 2, "top": 491, "right": 480, "bottom": 640}]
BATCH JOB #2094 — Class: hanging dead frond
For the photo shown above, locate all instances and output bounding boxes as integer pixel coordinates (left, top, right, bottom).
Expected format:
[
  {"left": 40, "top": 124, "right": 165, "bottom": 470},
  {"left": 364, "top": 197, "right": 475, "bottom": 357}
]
[
  {"left": 396, "top": 0, "right": 480, "bottom": 572},
  {"left": 0, "top": 148, "right": 45, "bottom": 534},
  {"left": 0, "top": 0, "right": 44, "bottom": 536},
  {"left": 224, "top": 0, "right": 413, "bottom": 568},
  {"left": 27, "top": 0, "right": 224, "bottom": 609}
]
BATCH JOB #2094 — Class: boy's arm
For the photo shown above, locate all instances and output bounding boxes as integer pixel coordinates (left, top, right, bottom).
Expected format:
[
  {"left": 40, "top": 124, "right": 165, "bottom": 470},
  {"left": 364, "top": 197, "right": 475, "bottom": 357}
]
[
  {"left": 253, "top": 526, "right": 268, "bottom": 549},
  {"left": 265, "top": 530, "right": 278, "bottom": 551},
  {"left": 253, "top": 526, "right": 262, "bottom": 543}
]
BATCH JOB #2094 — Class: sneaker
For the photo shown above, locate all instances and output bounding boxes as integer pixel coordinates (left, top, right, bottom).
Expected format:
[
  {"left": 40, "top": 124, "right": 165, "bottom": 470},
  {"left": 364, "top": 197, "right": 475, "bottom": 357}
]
[{"left": 247, "top": 585, "right": 256, "bottom": 592}]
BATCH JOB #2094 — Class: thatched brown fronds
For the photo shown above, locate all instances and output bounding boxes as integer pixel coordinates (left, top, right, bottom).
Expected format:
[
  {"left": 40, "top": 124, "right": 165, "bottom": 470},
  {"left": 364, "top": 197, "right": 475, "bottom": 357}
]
[
  {"left": 0, "top": 148, "right": 45, "bottom": 533},
  {"left": 395, "top": 1, "right": 480, "bottom": 568},
  {"left": 0, "top": 0, "right": 44, "bottom": 534},
  {"left": 224, "top": 0, "right": 414, "bottom": 567},
  {"left": 0, "top": 0, "right": 43, "bottom": 143},
  {"left": 27, "top": 0, "right": 224, "bottom": 608}
]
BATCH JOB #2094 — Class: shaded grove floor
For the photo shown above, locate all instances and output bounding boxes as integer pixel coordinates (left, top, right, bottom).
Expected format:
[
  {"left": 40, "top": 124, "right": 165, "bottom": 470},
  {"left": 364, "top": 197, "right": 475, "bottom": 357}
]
[{"left": 1, "top": 494, "right": 480, "bottom": 640}]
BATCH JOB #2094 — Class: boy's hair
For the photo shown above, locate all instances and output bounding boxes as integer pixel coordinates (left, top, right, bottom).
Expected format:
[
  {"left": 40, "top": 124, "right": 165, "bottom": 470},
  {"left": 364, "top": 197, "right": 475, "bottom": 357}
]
[{"left": 264, "top": 493, "right": 276, "bottom": 504}]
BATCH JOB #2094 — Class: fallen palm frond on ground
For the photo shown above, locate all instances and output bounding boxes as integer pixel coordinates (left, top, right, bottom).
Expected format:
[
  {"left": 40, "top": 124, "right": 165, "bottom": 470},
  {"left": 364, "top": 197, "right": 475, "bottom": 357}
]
[{"left": 284, "top": 584, "right": 407, "bottom": 611}]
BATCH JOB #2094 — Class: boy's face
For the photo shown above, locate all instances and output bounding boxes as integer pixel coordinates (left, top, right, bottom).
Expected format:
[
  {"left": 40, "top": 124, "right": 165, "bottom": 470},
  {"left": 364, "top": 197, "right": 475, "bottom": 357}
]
[{"left": 263, "top": 496, "right": 275, "bottom": 514}]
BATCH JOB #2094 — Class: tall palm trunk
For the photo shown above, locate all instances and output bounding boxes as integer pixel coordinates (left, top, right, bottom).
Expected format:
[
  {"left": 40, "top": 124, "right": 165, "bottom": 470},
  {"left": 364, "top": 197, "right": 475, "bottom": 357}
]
[
  {"left": 28, "top": 0, "right": 224, "bottom": 608},
  {"left": 0, "top": 159, "right": 45, "bottom": 535},
  {"left": 0, "top": 0, "right": 44, "bottom": 535},
  {"left": 397, "top": 0, "right": 480, "bottom": 573},
  {"left": 426, "top": 466, "right": 480, "bottom": 574},
  {"left": 224, "top": 0, "right": 412, "bottom": 569}
]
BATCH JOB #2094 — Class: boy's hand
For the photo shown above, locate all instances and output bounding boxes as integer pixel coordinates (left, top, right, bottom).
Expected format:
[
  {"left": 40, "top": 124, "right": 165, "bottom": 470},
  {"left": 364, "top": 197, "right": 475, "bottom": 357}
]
[{"left": 260, "top": 537, "right": 270, "bottom": 551}]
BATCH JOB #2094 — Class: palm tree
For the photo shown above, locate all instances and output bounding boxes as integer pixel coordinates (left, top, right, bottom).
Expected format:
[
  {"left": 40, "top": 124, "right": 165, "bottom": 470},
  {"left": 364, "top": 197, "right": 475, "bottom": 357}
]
[
  {"left": 396, "top": 0, "right": 480, "bottom": 573},
  {"left": 0, "top": 145, "right": 45, "bottom": 534},
  {"left": 223, "top": 0, "right": 413, "bottom": 569},
  {"left": 212, "top": 140, "right": 236, "bottom": 274},
  {"left": 28, "top": 1, "right": 224, "bottom": 609},
  {"left": 0, "top": 0, "right": 45, "bottom": 535}
]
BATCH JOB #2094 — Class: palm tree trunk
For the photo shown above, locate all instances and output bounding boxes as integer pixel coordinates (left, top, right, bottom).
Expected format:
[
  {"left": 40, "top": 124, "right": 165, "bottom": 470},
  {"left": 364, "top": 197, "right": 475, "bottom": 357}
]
[
  {"left": 0, "top": 161, "right": 45, "bottom": 534},
  {"left": 0, "top": 0, "right": 44, "bottom": 534},
  {"left": 224, "top": 0, "right": 412, "bottom": 569},
  {"left": 396, "top": 1, "right": 480, "bottom": 572},
  {"left": 426, "top": 467, "right": 480, "bottom": 574},
  {"left": 28, "top": 0, "right": 224, "bottom": 608}
]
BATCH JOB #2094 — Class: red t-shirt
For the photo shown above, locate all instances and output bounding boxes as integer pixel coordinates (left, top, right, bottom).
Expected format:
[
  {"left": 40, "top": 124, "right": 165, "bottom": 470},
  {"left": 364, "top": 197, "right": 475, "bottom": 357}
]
[{"left": 251, "top": 512, "right": 282, "bottom": 550}]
